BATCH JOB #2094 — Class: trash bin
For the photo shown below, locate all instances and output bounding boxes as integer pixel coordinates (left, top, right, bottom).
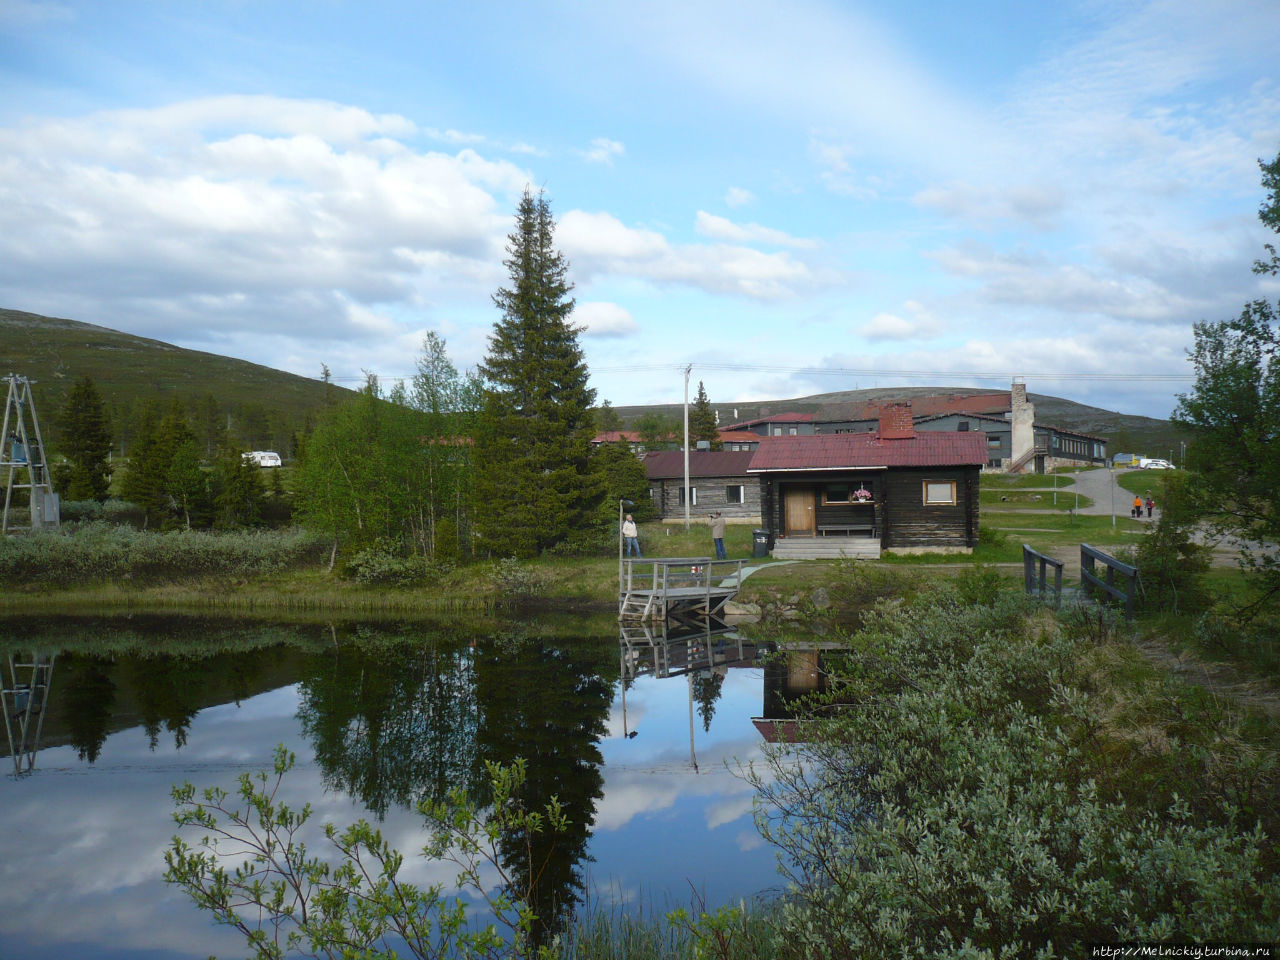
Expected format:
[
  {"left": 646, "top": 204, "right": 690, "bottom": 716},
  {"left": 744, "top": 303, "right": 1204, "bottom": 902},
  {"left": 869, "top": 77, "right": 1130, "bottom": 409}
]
[{"left": 752, "top": 529, "right": 771, "bottom": 558}]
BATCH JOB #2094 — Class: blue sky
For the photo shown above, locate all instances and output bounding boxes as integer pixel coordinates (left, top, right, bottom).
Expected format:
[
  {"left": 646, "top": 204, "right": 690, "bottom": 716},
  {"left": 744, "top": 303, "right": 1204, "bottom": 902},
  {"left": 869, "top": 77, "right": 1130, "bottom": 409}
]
[{"left": 1, "top": 0, "right": 1278, "bottom": 418}]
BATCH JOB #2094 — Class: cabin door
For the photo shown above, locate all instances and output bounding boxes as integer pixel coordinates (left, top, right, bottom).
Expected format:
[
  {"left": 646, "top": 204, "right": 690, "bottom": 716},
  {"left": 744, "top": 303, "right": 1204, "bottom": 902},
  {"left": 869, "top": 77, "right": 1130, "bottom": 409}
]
[{"left": 784, "top": 487, "right": 815, "bottom": 536}]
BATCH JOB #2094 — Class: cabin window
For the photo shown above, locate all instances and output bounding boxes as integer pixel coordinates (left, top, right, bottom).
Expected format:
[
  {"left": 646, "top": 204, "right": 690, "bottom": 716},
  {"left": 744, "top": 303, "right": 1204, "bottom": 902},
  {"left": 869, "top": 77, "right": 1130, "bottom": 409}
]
[
  {"left": 822, "top": 483, "right": 872, "bottom": 504},
  {"left": 726, "top": 484, "right": 745, "bottom": 504},
  {"left": 958, "top": 420, "right": 969, "bottom": 431},
  {"left": 678, "top": 486, "right": 698, "bottom": 506},
  {"left": 788, "top": 426, "right": 798, "bottom": 435},
  {"left": 772, "top": 426, "right": 782, "bottom": 436},
  {"left": 923, "top": 480, "right": 957, "bottom": 506},
  {"left": 987, "top": 436, "right": 1001, "bottom": 448}
]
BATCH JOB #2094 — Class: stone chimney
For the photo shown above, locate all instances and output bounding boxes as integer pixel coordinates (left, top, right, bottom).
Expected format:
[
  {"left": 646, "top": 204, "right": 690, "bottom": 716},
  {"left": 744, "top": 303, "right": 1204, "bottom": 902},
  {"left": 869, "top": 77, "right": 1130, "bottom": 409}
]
[
  {"left": 1010, "top": 379, "right": 1035, "bottom": 468},
  {"left": 878, "top": 402, "right": 915, "bottom": 439}
]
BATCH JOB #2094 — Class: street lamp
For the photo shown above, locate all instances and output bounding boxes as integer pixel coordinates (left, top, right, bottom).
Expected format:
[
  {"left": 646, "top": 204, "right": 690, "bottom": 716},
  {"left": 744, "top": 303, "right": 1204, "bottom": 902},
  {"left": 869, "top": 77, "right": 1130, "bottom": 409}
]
[{"left": 618, "top": 498, "right": 635, "bottom": 588}]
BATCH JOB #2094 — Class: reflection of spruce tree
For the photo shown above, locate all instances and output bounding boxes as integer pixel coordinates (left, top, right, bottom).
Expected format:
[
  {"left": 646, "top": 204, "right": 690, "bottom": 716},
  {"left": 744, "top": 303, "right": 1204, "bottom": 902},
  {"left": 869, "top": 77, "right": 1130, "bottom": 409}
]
[
  {"left": 297, "top": 630, "right": 482, "bottom": 820},
  {"left": 692, "top": 669, "right": 726, "bottom": 733},
  {"left": 127, "top": 655, "right": 216, "bottom": 749},
  {"left": 473, "top": 632, "right": 617, "bottom": 948},
  {"left": 61, "top": 655, "right": 116, "bottom": 763}
]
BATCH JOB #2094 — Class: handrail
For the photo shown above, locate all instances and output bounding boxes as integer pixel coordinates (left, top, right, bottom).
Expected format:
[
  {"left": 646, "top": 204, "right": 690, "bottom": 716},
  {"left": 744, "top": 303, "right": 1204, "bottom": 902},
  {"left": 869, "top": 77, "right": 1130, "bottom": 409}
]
[
  {"left": 1022, "top": 544, "right": 1064, "bottom": 607},
  {"left": 1080, "top": 543, "right": 1138, "bottom": 620}
]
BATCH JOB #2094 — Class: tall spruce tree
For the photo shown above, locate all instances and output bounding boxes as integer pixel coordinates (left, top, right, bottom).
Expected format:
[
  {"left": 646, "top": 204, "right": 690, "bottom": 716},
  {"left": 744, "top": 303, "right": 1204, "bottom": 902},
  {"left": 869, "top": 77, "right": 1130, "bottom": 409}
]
[
  {"left": 472, "top": 189, "right": 598, "bottom": 557},
  {"left": 60, "top": 375, "right": 113, "bottom": 501},
  {"left": 689, "top": 380, "right": 722, "bottom": 450}
]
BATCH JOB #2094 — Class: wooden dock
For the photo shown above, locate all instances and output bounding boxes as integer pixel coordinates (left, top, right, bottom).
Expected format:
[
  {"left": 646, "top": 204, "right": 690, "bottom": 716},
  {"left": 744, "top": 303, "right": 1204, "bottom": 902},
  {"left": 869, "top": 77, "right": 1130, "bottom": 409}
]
[{"left": 618, "top": 557, "right": 746, "bottom": 621}]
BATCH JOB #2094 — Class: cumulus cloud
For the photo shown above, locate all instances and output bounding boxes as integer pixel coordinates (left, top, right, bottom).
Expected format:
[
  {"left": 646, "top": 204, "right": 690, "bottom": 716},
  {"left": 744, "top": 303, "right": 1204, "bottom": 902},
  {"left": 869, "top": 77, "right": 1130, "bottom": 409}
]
[
  {"left": 0, "top": 96, "right": 530, "bottom": 349},
  {"left": 583, "top": 137, "right": 625, "bottom": 165},
  {"left": 914, "top": 181, "right": 1065, "bottom": 230},
  {"left": 559, "top": 209, "right": 824, "bottom": 299},
  {"left": 860, "top": 300, "right": 944, "bottom": 342},
  {"left": 808, "top": 137, "right": 881, "bottom": 199},
  {"left": 724, "top": 186, "right": 754, "bottom": 207},
  {"left": 576, "top": 301, "right": 639, "bottom": 337},
  {"left": 694, "top": 211, "right": 818, "bottom": 249},
  {"left": 928, "top": 240, "right": 1228, "bottom": 323}
]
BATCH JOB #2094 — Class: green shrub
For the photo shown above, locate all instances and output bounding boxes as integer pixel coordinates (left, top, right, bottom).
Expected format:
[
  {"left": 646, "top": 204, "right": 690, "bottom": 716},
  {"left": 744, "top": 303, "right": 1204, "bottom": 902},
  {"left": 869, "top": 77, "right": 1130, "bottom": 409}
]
[
  {"left": 748, "top": 590, "right": 1280, "bottom": 957},
  {"left": 491, "top": 557, "right": 548, "bottom": 600},
  {"left": 0, "top": 523, "right": 327, "bottom": 586},
  {"left": 345, "top": 541, "right": 455, "bottom": 586}
]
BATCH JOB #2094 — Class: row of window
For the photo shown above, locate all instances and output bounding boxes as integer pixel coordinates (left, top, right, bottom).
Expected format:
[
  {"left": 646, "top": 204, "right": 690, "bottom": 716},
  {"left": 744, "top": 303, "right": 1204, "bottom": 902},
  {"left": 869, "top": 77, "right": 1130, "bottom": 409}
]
[{"left": 652, "top": 481, "right": 958, "bottom": 507}]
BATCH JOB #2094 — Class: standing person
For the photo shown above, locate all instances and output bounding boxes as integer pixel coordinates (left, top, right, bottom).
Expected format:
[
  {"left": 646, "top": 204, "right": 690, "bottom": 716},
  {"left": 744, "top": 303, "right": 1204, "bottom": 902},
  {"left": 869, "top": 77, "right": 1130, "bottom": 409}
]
[
  {"left": 622, "top": 514, "right": 641, "bottom": 557},
  {"left": 1145, "top": 494, "right": 1155, "bottom": 518},
  {"left": 1132, "top": 495, "right": 1143, "bottom": 519},
  {"left": 710, "top": 511, "right": 727, "bottom": 560}
]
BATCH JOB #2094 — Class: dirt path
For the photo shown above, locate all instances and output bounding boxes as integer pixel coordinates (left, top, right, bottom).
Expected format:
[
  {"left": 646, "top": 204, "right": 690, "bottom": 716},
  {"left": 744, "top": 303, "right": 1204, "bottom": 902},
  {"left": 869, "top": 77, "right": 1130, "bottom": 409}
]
[{"left": 1129, "top": 634, "right": 1280, "bottom": 719}]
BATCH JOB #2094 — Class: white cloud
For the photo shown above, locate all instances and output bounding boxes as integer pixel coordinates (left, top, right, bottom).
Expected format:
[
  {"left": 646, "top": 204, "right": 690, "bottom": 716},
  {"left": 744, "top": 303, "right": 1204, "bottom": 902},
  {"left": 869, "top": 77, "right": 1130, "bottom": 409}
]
[
  {"left": 583, "top": 137, "right": 625, "bottom": 165},
  {"left": 860, "top": 300, "right": 944, "bottom": 342},
  {"left": 694, "top": 211, "right": 818, "bottom": 249},
  {"left": 913, "top": 182, "right": 1065, "bottom": 230},
  {"left": 0, "top": 97, "right": 531, "bottom": 349},
  {"left": 576, "top": 301, "right": 639, "bottom": 337},
  {"left": 725, "top": 186, "right": 754, "bottom": 208},
  {"left": 0, "top": 0, "right": 71, "bottom": 26},
  {"left": 559, "top": 209, "right": 824, "bottom": 300}
]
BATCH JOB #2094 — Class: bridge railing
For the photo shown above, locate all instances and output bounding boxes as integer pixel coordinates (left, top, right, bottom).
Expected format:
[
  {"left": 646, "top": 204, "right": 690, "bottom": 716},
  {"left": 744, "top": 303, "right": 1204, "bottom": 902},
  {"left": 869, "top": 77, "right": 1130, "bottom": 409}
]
[
  {"left": 1022, "top": 544, "right": 1064, "bottom": 607},
  {"left": 1080, "top": 543, "right": 1139, "bottom": 620}
]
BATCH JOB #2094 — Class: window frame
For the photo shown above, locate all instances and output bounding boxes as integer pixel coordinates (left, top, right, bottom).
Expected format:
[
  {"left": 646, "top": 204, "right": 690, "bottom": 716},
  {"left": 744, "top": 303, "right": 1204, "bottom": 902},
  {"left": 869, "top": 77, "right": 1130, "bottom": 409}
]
[
  {"left": 922, "top": 480, "right": 958, "bottom": 506},
  {"left": 726, "top": 484, "right": 745, "bottom": 505}
]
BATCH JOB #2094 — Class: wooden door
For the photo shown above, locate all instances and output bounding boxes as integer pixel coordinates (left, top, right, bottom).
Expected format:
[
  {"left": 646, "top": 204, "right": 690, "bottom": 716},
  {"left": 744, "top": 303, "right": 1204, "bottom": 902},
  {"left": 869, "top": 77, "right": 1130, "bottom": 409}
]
[{"left": 784, "top": 487, "right": 815, "bottom": 535}]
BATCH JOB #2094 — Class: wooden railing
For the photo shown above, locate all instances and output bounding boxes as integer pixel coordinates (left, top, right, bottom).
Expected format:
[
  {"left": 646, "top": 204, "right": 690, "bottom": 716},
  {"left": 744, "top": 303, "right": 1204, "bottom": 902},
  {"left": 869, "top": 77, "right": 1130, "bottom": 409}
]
[
  {"left": 1022, "top": 544, "right": 1064, "bottom": 607},
  {"left": 1080, "top": 543, "right": 1139, "bottom": 620}
]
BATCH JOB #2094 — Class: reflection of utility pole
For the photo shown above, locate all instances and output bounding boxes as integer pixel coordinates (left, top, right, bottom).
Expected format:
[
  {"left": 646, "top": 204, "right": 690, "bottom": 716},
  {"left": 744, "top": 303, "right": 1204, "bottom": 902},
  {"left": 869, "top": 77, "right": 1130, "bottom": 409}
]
[
  {"left": 686, "top": 672, "right": 698, "bottom": 773},
  {"left": 682, "top": 365, "right": 691, "bottom": 531}
]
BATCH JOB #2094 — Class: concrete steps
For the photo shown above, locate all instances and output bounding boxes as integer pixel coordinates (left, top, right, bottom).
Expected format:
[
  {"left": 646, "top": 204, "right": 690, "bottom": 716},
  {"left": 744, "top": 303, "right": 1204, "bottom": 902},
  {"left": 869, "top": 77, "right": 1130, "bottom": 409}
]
[{"left": 771, "top": 538, "right": 881, "bottom": 560}]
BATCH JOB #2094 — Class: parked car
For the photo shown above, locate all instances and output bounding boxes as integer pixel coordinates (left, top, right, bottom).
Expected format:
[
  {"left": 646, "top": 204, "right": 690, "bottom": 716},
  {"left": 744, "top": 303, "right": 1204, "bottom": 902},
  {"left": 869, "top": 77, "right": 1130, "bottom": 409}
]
[
  {"left": 1140, "top": 458, "right": 1173, "bottom": 469},
  {"left": 242, "top": 451, "right": 282, "bottom": 468}
]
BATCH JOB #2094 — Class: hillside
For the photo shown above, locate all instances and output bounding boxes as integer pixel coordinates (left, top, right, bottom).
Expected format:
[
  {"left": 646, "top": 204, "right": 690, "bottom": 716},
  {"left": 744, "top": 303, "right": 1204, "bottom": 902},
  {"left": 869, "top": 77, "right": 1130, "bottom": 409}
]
[
  {"left": 615, "top": 385, "right": 1190, "bottom": 458},
  {"left": 0, "top": 308, "right": 343, "bottom": 454}
]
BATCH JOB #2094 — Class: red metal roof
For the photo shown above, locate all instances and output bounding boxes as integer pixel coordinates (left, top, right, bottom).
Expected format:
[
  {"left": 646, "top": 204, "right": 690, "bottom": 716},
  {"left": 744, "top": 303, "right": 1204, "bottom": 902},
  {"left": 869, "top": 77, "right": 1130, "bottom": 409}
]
[
  {"left": 747, "top": 432, "right": 988, "bottom": 471},
  {"left": 592, "top": 430, "right": 641, "bottom": 444},
  {"left": 644, "top": 450, "right": 757, "bottom": 479}
]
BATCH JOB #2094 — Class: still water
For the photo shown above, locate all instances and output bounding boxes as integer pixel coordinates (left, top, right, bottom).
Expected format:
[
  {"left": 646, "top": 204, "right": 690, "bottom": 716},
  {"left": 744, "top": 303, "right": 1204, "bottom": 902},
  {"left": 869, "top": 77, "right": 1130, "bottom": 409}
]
[{"left": 0, "top": 614, "right": 782, "bottom": 959}]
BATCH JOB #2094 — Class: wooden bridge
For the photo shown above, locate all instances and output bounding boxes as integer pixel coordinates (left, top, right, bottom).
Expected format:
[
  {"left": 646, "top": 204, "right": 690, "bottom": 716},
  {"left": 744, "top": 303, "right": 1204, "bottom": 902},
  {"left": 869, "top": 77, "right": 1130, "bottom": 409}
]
[{"left": 618, "top": 557, "right": 746, "bottom": 621}]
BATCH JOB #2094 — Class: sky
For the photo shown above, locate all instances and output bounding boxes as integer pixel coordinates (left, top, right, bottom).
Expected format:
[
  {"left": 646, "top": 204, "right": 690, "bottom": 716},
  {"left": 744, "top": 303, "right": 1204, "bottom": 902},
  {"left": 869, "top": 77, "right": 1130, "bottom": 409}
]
[{"left": 1, "top": 0, "right": 1278, "bottom": 419}]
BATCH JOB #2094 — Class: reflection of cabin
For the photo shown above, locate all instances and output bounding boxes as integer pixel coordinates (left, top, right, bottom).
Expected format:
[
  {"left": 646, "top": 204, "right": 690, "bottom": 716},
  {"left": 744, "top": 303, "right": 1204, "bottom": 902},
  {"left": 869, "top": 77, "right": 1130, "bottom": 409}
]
[
  {"left": 644, "top": 450, "right": 760, "bottom": 522},
  {"left": 750, "top": 404, "right": 985, "bottom": 559},
  {"left": 752, "top": 642, "right": 846, "bottom": 743}
]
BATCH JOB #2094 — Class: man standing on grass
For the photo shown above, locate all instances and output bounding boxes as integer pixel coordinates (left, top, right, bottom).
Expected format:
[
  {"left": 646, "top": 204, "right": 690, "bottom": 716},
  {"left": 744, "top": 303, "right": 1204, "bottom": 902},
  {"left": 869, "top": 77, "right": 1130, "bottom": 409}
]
[{"left": 711, "top": 511, "right": 727, "bottom": 560}]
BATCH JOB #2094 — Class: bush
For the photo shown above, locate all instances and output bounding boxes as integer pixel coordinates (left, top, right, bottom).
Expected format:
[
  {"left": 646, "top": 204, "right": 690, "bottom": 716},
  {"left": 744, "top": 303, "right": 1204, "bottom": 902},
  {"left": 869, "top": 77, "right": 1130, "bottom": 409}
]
[
  {"left": 491, "top": 557, "right": 548, "bottom": 600},
  {"left": 0, "top": 523, "right": 327, "bottom": 586},
  {"left": 748, "top": 589, "right": 1280, "bottom": 957},
  {"left": 344, "top": 541, "right": 455, "bottom": 586}
]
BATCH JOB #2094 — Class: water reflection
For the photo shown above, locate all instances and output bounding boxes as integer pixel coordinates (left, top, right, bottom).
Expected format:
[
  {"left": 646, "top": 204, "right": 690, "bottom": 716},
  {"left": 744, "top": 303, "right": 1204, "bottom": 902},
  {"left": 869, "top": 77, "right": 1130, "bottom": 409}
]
[{"left": 0, "top": 615, "right": 778, "bottom": 960}]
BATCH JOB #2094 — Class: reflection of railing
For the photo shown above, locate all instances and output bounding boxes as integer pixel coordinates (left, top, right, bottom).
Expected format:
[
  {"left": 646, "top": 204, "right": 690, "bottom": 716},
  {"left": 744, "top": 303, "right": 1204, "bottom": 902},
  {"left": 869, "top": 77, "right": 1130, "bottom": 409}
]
[
  {"left": 619, "top": 617, "right": 755, "bottom": 681},
  {"left": 2, "top": 652, "right": 55, "bottom": 776},
  {"left": 618, "top": 557, "right": 746, "bottom": 621}
]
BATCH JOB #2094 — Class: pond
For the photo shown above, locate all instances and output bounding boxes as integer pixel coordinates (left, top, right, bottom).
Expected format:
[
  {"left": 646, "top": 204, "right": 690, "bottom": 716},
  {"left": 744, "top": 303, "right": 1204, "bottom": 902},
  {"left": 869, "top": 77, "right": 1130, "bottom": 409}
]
[{"left": 0, "top": 613, "right": 788, "bottom": 959}]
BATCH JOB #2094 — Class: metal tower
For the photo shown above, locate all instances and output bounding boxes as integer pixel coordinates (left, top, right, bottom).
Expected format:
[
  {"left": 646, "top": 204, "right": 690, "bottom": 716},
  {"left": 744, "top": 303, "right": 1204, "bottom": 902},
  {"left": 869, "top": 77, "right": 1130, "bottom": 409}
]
[{"left": 1, "top": 374, "right": 59, "bottom": 534}]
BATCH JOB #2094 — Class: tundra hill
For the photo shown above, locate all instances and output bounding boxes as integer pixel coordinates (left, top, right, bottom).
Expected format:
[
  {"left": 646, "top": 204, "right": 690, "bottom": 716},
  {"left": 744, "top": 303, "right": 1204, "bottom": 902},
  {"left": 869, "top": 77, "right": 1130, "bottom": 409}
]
[
  {"left": 0, "top": 308, "right": 344, "bottom": 454},
  {"left": 614, "top": 385, "right": 1190, "bottom": 458}
]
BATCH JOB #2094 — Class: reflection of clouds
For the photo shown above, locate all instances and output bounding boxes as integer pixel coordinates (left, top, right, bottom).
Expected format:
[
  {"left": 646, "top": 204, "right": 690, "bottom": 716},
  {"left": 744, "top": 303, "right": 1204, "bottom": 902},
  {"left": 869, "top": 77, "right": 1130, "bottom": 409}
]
[
  {"left": 605, "top": 694, "right": 646, "bottom": 739},
  {"left": 705, "top": 793, "right": 754, "bottom": 830},
  {"left": 735, "top": 829, "right": 765, "bottom": 852}
]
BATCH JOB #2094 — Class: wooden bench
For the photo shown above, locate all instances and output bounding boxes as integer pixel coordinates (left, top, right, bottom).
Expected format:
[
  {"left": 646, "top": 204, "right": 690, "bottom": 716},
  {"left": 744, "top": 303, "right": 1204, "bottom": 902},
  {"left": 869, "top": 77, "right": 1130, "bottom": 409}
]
[{"left": 818, "top": 523, "right": 877, "bottom": 537}]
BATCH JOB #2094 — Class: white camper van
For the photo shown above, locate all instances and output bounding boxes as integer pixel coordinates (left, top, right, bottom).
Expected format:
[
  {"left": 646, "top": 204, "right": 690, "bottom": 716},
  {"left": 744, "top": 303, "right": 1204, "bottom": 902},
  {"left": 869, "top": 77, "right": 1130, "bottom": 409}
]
[{"left": 242, "top": 451, "right": 283, "bottom": 468}]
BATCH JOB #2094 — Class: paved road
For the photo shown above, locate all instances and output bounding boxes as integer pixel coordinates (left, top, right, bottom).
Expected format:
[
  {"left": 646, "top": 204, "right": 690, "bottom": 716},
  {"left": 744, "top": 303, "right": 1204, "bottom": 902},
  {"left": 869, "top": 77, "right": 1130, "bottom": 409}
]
[{"left": 1069, "top": 466, "right": 1155, "bottom": 519}]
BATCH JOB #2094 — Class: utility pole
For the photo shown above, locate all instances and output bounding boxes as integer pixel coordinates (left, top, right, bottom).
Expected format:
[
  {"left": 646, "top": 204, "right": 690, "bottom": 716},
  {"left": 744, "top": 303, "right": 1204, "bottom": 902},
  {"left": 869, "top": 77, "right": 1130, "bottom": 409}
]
[{"left": 683, "top": 364, "right": 691, "bottom": 531}]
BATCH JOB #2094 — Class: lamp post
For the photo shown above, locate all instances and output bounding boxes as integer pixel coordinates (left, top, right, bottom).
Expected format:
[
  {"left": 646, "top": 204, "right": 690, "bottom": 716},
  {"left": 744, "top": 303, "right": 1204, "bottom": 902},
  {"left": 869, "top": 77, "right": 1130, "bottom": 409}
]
[{"left": 618, "top": 498, "right": 635, "bottom": 589}]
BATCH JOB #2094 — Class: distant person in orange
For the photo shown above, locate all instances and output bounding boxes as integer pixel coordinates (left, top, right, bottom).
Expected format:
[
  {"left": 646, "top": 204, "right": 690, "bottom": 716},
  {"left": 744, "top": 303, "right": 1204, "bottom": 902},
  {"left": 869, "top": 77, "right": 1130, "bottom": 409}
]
[{"left": 1132, "top": 495, "right": 1143, "bottom": 519}]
